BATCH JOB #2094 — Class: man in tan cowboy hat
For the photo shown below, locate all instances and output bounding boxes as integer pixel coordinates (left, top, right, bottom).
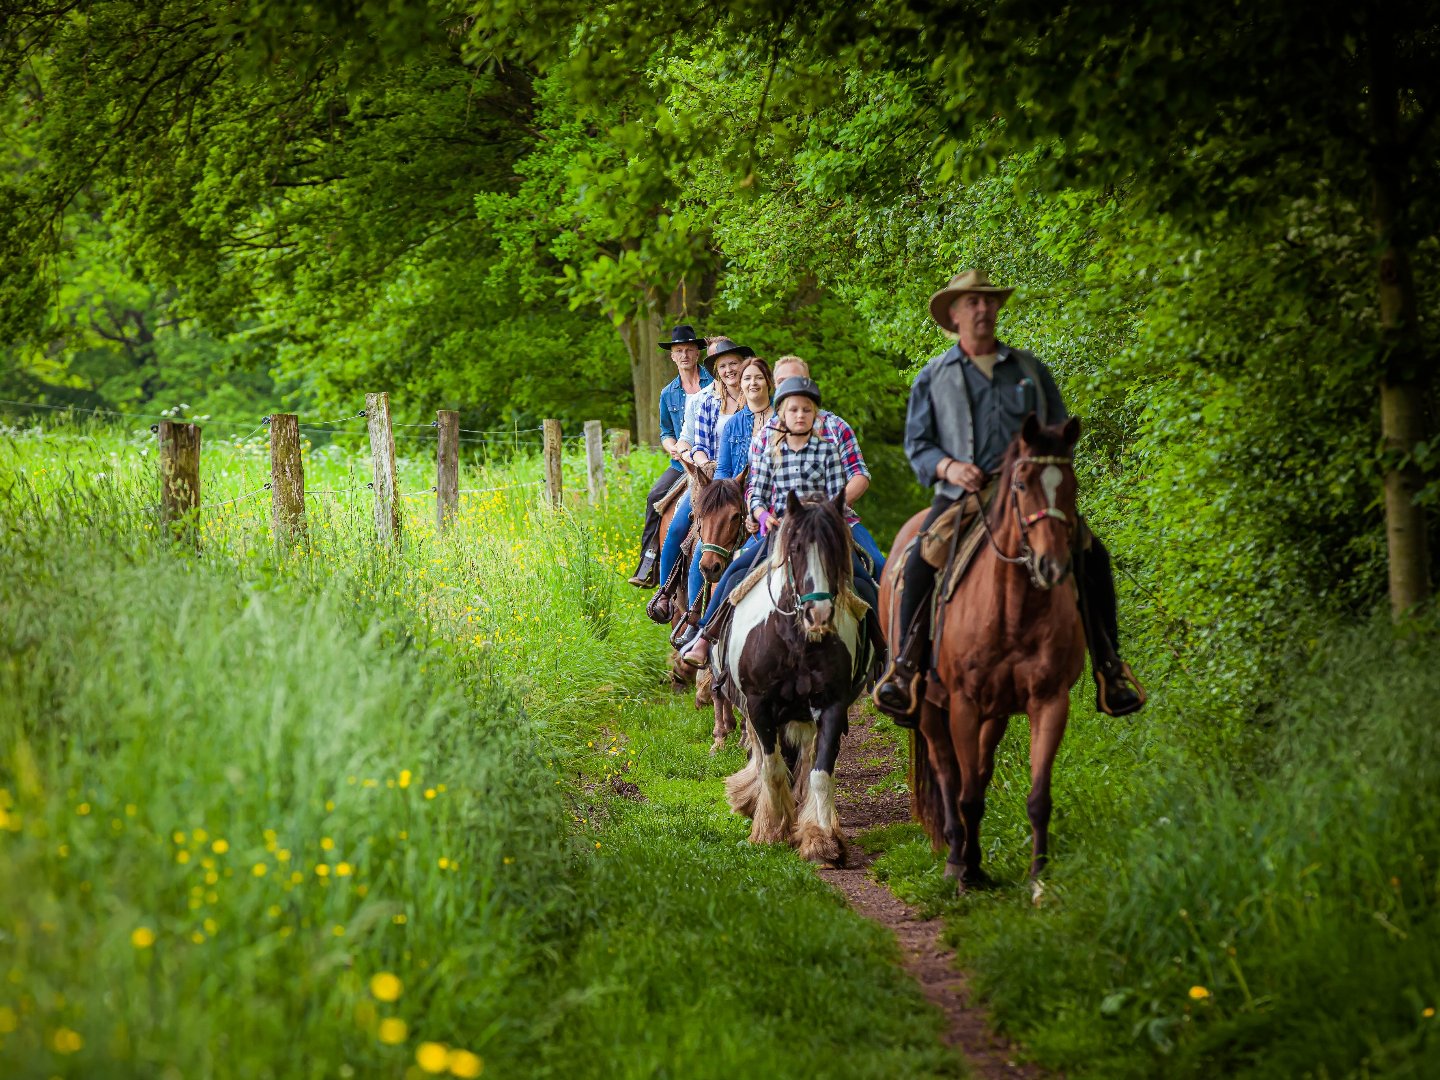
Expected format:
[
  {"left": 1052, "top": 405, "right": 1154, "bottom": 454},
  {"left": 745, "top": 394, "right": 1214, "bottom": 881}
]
[{"left": 873, "top": 269, "right": 1145, "bottom": 724}]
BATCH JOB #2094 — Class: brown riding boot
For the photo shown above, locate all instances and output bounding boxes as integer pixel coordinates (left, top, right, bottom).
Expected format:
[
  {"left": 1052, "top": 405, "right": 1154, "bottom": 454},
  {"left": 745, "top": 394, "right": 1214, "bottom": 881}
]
[{"left": 873, "top": 612, "right": 929, "bottom": 729}]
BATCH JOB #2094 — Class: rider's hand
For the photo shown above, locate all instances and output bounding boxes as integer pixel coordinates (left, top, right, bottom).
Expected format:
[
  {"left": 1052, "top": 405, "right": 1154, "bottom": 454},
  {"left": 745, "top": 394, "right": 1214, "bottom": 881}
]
[
  {"left": 947, "top": 461, "right": 986, "bottom": 493},
  {"left": 745, "top": 516, "right": 759, "bottom": 535}
]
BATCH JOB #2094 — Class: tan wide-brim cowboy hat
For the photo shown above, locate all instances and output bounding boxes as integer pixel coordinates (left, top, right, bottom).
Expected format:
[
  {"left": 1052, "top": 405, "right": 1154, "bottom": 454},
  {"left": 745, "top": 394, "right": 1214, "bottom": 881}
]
[{"left": 928, "top": 269, "right": 1016, "bottom": 332}]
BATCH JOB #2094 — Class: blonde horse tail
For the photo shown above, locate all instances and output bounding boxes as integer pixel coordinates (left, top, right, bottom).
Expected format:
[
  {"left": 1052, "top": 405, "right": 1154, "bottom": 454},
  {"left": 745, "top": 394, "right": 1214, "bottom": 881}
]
[{"left": 908, "top": 725, "right": 949, "bottom": 853}]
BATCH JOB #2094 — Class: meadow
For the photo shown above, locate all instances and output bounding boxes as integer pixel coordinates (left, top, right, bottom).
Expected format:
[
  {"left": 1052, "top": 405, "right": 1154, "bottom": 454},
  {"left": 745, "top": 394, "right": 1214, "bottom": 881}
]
[
  {"left": 0, "top": 419, "right": 955, "bottom": 1079},
  {"left": 2, "top": 417, "right": 1438, "bottom": 1078}
]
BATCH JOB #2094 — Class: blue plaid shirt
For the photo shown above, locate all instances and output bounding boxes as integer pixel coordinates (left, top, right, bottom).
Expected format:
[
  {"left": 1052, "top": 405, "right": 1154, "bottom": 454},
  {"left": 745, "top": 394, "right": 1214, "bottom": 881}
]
[
  {"left": 689, "top": 393, "right": 731, "bottom": 460},
  {"left": 747, "top": 433, "right": 849, "bottom": 520}
]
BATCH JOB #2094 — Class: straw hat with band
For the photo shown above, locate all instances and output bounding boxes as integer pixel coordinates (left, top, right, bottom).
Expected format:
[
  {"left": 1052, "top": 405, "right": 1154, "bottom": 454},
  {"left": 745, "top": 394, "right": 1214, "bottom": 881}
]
[{"left": 928, "top": 269, "right": 1016, "bottom": 333}]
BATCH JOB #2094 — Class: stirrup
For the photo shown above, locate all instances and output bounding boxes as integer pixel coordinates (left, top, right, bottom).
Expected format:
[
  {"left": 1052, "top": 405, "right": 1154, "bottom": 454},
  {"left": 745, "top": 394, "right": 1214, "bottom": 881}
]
[
  {"left": 872, "top": 661, "right": 921, "bottom": 725},
  {"left": 1096, "top": 660, "right": 1146, "bottom": 717}
]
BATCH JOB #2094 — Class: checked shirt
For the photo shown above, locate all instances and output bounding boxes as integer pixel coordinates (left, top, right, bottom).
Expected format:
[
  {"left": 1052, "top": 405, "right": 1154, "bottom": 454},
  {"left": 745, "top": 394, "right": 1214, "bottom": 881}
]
[{"left": 747, "top": 433, "right": 850, "bottom": 522}]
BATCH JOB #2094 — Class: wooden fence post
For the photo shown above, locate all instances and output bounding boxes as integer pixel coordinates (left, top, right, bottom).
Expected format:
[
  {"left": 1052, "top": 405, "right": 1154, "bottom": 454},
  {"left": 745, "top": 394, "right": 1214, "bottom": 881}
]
[
  {"left": 366, "top": 392, "right": 402, "bottom": 547},
  {"left": 157, "top": 420, "right": 201, "bottom": 546},
  {"left": 436, "top": 409, "right": 460, "bottom": 533},
  {"left": 543, "top": 419, "right": 563, "bottom": 509},
  {"left": 268, "top": 414, "right": 307, "bottom": 549},
  {"left": 584, "top": 419, "right": 605, "bottom": 505},
  {"left": 607, "top": 428, "right": 630, "bottom": 472}
]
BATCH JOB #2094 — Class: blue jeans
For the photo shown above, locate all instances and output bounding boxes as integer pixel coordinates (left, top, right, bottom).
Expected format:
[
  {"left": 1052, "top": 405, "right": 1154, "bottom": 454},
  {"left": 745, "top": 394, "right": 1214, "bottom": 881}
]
[
  {"left": 850, "top": 522, "right": 886, "bottom": 577},
  {"left": 657, "top": 491, "right": 693, "bottom": 588},
  {"left": 698, "top": 534, "right": 878, "bottom": 630},
  {"left": 687, "top": 546, "right": 706, "bottom": 607}
]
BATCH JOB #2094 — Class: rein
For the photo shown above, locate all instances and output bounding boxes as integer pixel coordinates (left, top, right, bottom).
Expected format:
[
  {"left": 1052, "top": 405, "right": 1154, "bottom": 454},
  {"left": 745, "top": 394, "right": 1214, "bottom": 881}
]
[{"left": 977, "top": 454, "right": 1074, "bottom": 589}]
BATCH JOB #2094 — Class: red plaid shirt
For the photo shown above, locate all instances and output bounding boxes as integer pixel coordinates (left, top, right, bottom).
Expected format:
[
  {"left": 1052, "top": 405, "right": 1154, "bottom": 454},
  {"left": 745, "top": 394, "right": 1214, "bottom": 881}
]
[{"left": 747, "top": 410, "right": 868, "bottom": 524}]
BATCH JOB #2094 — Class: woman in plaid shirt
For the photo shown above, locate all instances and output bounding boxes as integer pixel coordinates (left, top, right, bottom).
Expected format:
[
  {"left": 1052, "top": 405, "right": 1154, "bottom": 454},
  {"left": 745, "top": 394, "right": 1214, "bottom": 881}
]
[{"left": 683, "top": 376, "right": 873, "bottom": 668}]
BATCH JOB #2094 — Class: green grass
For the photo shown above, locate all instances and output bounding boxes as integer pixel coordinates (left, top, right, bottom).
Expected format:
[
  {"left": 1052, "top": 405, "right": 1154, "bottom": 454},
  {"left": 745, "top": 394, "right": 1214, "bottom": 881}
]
[
  {"left": 861, "top": 623, "right": 1440, "bottom": 1078},
  {"left": 0, "top": 421, "right": 960, "bottom": 1078}
]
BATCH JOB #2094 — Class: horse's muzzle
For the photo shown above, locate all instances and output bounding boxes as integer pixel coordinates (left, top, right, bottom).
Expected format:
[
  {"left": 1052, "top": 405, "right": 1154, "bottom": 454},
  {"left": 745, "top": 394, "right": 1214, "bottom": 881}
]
[
  {"left": 1036, "top": 555, "right": 1072, "bottom": 589},
  {"left": 699, "top": 555, "right": 726, "bottom": 583},
  {"left": 801, "top": 600, "right": 835, "bottom": 639}
]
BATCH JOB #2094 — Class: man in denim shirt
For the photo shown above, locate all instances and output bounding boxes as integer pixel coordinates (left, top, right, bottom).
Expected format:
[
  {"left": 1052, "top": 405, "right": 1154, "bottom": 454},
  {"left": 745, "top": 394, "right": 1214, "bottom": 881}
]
[
  {"left": 629, "top": 324, "right": 713, "bottom": 586},
  {"left": 874, "top": 270, "right": 1144, "bottom": 723}
]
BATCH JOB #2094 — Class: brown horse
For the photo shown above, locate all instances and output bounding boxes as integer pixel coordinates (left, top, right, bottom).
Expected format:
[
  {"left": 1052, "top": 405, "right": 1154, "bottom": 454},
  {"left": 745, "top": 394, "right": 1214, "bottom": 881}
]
[
  {"left": 686, "top": 466, "right": 750, "bottom": 727},
  {"left": 879, "top": 415, "right": 1086, "bottom": 893}
]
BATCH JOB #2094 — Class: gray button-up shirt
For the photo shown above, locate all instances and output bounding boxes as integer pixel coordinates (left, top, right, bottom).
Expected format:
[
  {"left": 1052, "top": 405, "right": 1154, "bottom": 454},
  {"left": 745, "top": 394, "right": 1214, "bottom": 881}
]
[{"left": 904, "top": 341, "right": 1068, "bottom": 493}]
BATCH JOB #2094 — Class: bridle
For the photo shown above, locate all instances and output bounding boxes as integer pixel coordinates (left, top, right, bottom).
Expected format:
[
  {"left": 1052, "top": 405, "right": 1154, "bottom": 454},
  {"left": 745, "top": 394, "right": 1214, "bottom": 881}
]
[
  {"left": 977, "top": 454, "right": 1075, "bottom": 590},
  {"left": 767, "top": 521, "right": 839, "bottom": 619}
]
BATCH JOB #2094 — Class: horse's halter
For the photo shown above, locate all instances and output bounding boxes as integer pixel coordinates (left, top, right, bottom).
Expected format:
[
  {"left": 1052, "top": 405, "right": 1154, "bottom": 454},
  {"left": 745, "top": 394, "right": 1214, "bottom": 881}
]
[
  {"left": 978, "top": 454, "right": 1076, "bottom": 590},
  {"left": 767, "top": 520, "right": 840, "bottom": 622}
]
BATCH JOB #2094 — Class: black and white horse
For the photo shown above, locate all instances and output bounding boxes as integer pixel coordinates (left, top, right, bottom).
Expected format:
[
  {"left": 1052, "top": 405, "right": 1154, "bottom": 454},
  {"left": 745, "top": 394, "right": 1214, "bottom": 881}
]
[{"left": 711, "top": 490, "right": 873, "bottom": 865}]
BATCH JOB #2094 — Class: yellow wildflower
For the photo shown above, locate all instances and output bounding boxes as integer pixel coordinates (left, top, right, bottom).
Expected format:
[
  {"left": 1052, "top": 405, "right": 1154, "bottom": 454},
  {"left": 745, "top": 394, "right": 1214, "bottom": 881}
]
[
  {"left": 370, "top": 972, "right": 403, "bottom": 1002},
  {"left": 321, "top": 837, "right": 335, "bottom": 851},
  {"left": 50, "top": 1027, "right": 83, "bottom": 1054},
  {"left": 252, "top": 863, "right": 268, "bottom": 877},
  {"left": 1188, "top": 985, "right": 1210, "bottom": 1000},
  {"left": 416, "top": 1042, "right": 449, "bottom": 1073},
  {"left": 448, "top": 1049, "right": 484, "bottom": 1077},
  {"left": 315, "top": 864, "right": 330, "bottom": 877},
  {"left": 399, "top": 770, "right": 413, "bottom": 789},
  {"left": 336, "top": 862, "right": 353, "bottom": 877},
  {"left": 130, "top": 927, "right": 156, "bottom": 949},
  {"left": 211, "top": 839, "right": 229, "bottom": 854},
  {"left": 377, "top": 1017, "right": 408, "bottom": 1045}
]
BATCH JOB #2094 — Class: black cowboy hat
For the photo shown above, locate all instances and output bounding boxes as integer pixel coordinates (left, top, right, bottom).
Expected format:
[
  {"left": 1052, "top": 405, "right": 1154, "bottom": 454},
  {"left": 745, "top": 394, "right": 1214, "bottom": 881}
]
[
  {"left": 658, "top": 324, "right": 708, "bottom": 350},
  {"left": 704, "top": 337, "right": 750, "bottom": 369},
  {"left": 774, "top": 376, "right": 822, "bottom": 410}
]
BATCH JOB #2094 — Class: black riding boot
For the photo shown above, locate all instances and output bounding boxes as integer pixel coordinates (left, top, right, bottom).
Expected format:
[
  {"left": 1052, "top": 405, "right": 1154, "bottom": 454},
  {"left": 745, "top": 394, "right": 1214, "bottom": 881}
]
[
  {"left": 873, "top": 607, "right": 930, "bottom": 727},
  {"left": 1076, "top": 534, "right": 1146, "bottom": 717}
]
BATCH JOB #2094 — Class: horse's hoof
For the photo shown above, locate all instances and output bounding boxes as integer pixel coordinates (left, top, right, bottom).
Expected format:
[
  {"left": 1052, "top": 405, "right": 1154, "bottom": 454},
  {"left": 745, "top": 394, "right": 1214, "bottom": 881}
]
[
  {"left": 943, "top": 860, "right": 964, "bottom": 881},
  {"left": 1031, "top": 878, "right": 1047, "bottom": 907},
  {"left": 709, "top": 736, "right": 724, "bottom": 756},
  {"left": 961, "top": 868, "right": 996, "bottom": 891},
  {"left": 795, "top": 822, "right": 846, "bottom": 866}
]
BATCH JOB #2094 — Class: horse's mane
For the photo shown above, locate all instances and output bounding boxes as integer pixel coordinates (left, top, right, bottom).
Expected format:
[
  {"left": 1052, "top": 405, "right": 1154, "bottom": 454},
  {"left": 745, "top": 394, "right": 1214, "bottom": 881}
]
[
  {"left": 777, "top": 495, "right": 852, "bottom": 591},
  {"left": 695, "top": 475, "right": 745, "bottom": 517},
  {"left": 988, "top": 421, "right": 1074, "bottom": 528}
]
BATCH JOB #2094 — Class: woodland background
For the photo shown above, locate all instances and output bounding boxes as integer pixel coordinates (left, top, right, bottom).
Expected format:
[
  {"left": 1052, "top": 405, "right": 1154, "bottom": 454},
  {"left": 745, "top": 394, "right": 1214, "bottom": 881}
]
[{"left": 2, "top": 4, "right": 1440, "bottom": 1075}]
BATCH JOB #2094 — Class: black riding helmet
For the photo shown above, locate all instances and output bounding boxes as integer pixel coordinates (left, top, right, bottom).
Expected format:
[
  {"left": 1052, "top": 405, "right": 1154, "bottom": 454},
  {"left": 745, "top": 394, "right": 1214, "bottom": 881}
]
[{"left": 773, "top": 376, "right": 822, "bottom": 411}]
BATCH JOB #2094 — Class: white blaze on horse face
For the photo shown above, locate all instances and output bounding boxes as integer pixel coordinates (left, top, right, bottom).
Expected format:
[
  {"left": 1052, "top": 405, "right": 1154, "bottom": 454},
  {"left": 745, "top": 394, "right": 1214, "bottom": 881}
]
[
  {"left": 801, "top": 545, "right": 834, "bottom": 639},
  {"left": 1041, "top": 465, "right": 1063, "bottom": 518}
]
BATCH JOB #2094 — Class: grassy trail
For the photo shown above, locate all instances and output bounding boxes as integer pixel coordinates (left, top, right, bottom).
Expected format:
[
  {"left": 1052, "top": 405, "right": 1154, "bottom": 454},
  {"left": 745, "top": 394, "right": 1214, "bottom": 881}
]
[{"left": 545, "top": 680, "right": 965, "bottom": 1079}]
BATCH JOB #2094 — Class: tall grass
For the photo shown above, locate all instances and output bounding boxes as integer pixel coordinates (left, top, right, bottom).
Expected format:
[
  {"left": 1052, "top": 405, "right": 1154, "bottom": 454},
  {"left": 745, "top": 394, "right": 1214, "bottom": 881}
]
[{"left": 0, "top": 424, "right": 962, "bottom": 1078}]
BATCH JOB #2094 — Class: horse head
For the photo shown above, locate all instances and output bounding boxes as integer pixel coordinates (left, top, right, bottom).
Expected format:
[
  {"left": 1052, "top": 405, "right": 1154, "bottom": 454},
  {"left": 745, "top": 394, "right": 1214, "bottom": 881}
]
[
  {"left": 692, "top": 467, "right": 748, "bottom": 584},
  {"left": 993, "top": 414, "right": 1082, "bottom": 589},
  {"left": 780, "top": 489, "right": 851, "bottom": 640}
]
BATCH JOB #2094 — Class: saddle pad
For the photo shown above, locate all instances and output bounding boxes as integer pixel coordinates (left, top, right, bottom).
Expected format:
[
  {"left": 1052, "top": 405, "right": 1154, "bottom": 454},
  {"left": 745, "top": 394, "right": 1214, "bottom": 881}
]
[
  {"left": 727, "top": 554, "right": 774, "bottom": 607},
  {"left": 651, "top": 472, "right": 689, "bottom": 515}
]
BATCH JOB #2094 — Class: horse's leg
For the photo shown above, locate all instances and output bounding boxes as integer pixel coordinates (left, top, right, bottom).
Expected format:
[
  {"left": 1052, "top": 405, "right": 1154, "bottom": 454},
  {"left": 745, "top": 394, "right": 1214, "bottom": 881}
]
[
  {"left": 709, "top": 688, "right": 736, "bottom": 755},
  {"left": 724, "top": 715, "right": 764, "bottom": 818},
  {"left": 918, "top": 701, "right": 965, "bottom": 875},
  {"left": 794, "top": 702, "right": 847, "bottom": 866},
  {"left": 785, "top": 717, "right": 817, "bottom": 808},
  {"left": 947, "top": 691, "right": 990, "bottom": 888},
  {"left": 1027, "top": 696, "right": 1071, "bottom": 880},
  {"left": 747, "top": 703, "right": 795, "bottom": 845},
  {"left": 978, "top": 716, "right": 1010, "bottom": 790}
]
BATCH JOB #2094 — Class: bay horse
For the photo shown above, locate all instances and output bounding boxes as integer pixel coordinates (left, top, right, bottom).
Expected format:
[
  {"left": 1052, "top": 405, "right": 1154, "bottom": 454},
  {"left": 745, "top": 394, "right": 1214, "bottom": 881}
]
[
  {"left": 712, "top": 490, "right": 872, "bottom": 865},
  {"left": 879, "top": 415, "right": 1086, "bottom": 892},
  {"left": 685, "top": 465, "right": 749, "bottom": 731}
]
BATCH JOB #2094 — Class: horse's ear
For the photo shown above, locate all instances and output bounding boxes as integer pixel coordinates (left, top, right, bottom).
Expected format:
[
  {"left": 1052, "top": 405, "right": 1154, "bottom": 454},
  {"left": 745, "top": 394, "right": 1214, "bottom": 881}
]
[
  {"left": 1062, "top": 416, "right": 1082, "bottom": 449},
  {"left": 1021, "top": 412, "right": 1040, "bottom": 445},
  {"left": 683, "top": 457, "right": 708, "bottom": 486},
  {"left": 831, "top": 488, "right": 847, "bottom": 517},
  {"left": 734, "top": 465, "right": 749, "bottom": 489},
  {"left": 786, "top": 489, "right": 803, "bottom": 516}
]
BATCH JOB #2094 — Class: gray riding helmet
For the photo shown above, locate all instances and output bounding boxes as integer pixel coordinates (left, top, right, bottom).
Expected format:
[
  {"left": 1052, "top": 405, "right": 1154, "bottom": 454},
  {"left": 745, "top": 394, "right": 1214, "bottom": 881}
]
[{"left": 773, "top": 376, "right": 822, "bottom": 410}]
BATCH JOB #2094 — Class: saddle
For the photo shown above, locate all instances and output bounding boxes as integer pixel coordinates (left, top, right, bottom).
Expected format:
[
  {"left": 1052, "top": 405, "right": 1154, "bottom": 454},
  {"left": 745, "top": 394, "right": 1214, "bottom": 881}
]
[{"left": 651, "top": 470, "right": 690, "bottom": 516}]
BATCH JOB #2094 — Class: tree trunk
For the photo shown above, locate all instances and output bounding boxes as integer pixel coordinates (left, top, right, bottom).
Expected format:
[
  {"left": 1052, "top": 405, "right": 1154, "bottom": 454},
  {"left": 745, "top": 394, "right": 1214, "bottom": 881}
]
[
  {"left": 1370, "top": 10, "right": 1432, "bottom": 619},
  {"left": 617, "top": 282, "right": 691, "bottom": 447}
]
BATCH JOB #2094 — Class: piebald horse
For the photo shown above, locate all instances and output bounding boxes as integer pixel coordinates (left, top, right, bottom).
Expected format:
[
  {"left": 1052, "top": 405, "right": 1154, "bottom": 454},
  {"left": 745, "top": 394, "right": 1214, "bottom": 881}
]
[
  {"left": 711, "top": 491, "right": 872, "bottom": 865},
  {"left": 880, "top": 416, "right": 1086, "bottom": 892}
]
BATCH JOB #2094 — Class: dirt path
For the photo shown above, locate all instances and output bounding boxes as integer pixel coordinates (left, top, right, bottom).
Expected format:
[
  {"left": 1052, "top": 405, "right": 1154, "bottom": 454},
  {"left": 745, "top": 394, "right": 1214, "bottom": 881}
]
[{"left": 817, "top": 710, "right": 1045, "bottom": 1080}]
